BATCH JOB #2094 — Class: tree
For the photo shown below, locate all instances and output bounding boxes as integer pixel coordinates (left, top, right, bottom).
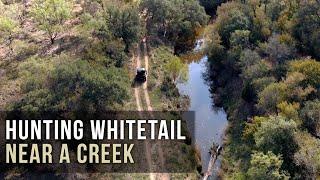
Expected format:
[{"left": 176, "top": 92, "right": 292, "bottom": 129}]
[
  {"left": 247, "top": 151, "right": 289, "bottom": 180},
  {"left": 0, "top": 16, "right": 19, "bottom": 53},
  {"left": 265, "top": 34, "right": 296, "bottom": 65},
  {"left": 243, "top": 116, "right": 268, "bottom": 141},
  {"left": 254, "top": 116, "right": 298, "bottom": 167},
  {"left": 252, "top": 76, "right": 276, "bottom": 93},
  {"left": 283, "top": 72, "right": 315, "bottom": 103},
  {"left": 258, "top": 82, "right": 288, "bottom": 113},
  {"left": 293, "top": 1, "right": 320, "bottom": 59},
  {"left": 106, "top": 5, "right": 141, "bottom": 51},
  {"left": 79, "top": 8, "right": 130, "bottom": 67},
  {"left": 294, "top": 131, "right": 320, "bottom": 179},
  {"left": 165, "top": 56, "right": 188, "bottom": 83},
  {"left": 14, "top": 55, "right": 130, "bottom": 112},
  {"left": 230, "top": 30, "right": 251, "bottom": 50},
  {"left": 31, "top": 0, "right": 73, "bottom": 44},
  {"left": 0, "top": 2, "right": 21, "bottom": 54},
  {"left": 301, "top": 100, "right": 320, "bottom": 137},
  {"left": 206, "top": 30, "right": 225, "bottom": 63},
  {"left": 277, "top": 101, "right": 300, "bottom": 121},
  {"left": 238, "top": 50, "right": 272, "bottom": 81},
  {"left": 215, "top": 2, "right": 251, "bottom": 47},
  {"left": 250, "top": 3, "right": 271, "bottom": 42},
  {"left": 141, "top": 0, "right": 208, "bottom": 52},
  {"left": 289, "top": 59, "right": 320, "bottom": 88}
]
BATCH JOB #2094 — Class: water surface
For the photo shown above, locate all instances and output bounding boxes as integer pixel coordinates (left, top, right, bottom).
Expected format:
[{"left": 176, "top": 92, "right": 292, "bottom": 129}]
[{"left": 177, "top": 44, "right": 228, "bottom": 174}]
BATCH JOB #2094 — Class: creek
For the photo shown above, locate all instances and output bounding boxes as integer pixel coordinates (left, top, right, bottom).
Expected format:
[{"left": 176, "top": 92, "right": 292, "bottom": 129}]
[{"left": 177, "top": 40, "right": 228, "bottom": 178}]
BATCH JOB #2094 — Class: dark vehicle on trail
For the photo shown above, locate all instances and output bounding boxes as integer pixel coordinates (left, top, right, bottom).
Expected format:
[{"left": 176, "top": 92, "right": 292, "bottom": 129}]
[{"left": 135, "top": 68, "right": 147, "bottom": 82}]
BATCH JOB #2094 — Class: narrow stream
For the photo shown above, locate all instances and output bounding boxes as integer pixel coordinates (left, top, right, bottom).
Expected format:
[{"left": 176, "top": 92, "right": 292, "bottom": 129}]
[{"left": 177, "top": 40, "right": 228, "bottom": 176}]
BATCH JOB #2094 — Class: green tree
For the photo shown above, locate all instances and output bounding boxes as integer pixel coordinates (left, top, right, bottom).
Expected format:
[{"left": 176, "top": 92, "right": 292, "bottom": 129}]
[
  {"left": 289, "top": 59, "right": 320, "bottom": 88},
  {"left": 0, "top": 2, "right": 22, "bottom": 54},
  {"left": 250, "top": 3, "right": 271, "bottom": 42},
  {"left": 247, "top": 151, "right": 289, "bottom": 180},
  {"left": 14, "top": 55, "right": 130, "bottom": 112},
  {"left": 258, "top": 82, "right": 288, "bottom": 113},
  {"left": 277, "top": 101, "right": 300, "bottom": 121},
  {"left": 206, "top": 30, "right": 225, "bottom": 63},
  {"left": 254, "top": 116, "right": 298, "bottom": 166},
  {"left": 230, "top": 30, "right": 251, "bottom": 49},
  {"left": 0, "top": 16, "right": 19, "bottom": 53},
  {"left": 106, "top": 5, "right": 141, "bottom": 51},
  {"left": 215, "top": 2, "right": 251, "bottom": 47},
  {"left": 31, "top": 0, "right": 73, "bottom": 44},
  {"left": 283, "top": 72, "right": 315, "bottom": 103},
  {"left": 141, "top": 0, "right": 208, "bottom": 52},
  {"left": 243, "top": 116, "right": 268, "bottom": 141},
  {"left": 293, "top": 1, "right": 320, "bottom": 59},
  {"left": 79, "top": 9, "right": 129, "bottom": 67},
  {"left": 165, "top": 56, "right": 188, "bottom": 83},
  {"left": 252, "top": 76, "right": 276, "bottom": 94}
]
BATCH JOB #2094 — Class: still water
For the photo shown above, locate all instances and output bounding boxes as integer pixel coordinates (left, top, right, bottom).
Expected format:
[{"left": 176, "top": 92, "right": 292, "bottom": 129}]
[{"left": 177, "top": 42, "right": 228, "bottom": 174}]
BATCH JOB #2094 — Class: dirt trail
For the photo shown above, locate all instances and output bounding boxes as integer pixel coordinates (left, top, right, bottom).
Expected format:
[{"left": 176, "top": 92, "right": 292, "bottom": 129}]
[
  {"left": 134, "top": 40, "right": 171, "bottom": 180},
  {"left": 134, "top": 44, "right": 156, "bottom": 180},
  {"left": 141, "top": 39, "right": 170, "bottom": 180},
  {"left": 142, "top": 41, "right": 153, "bottom": 111}
]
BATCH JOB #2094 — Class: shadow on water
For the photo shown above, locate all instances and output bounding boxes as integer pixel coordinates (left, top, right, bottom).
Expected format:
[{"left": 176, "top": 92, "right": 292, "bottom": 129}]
[{"left": 177, "top": 40, "right": 228, "bottom": 178}]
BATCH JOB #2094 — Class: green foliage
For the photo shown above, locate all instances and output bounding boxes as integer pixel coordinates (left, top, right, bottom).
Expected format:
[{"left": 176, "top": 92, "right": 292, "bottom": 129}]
[
  {"left": 254, "top": 116, "right": 298, "bottom": 162},
  {"left": 258, "top": 82, "right": 288, "bottom": 113},
  {"left": 294, "top": 131, "right": 320, "bottom": 179},
  {"left": 238, "top": 49, "right": 260, "bottom": 69},
  {"left": 247, "top": 151, "right": 289, "bottom": 180},
  {"left": 141, "top": 0, "right": 208, "bottom": 52},
  {"left": 289, "top": 59, "right": 320, "bottom": 88},
  {"left": 14, "top": 55, "right": 130, "bottom": 112},
  {"left": 31, "top": 0, "right": 73, "bottom": 44},
  {"left": 252, "top": 76, "right": 276, "bottom": 93},
  {"left": 241, "top": 60, "right": 271, "bottom": 82},
  {"left": 160, "top": 77, "right": 180, "bottom": 99},
  {"left": 293, "top": 1, "right": 320, "bottom": 59},
  {"left": 206, "top": 30, "right": 225, "bottom": 63},
  {"left": 79, "top": 3, "right": 140, "bottom": 67},
  {"left": 230, "top": 30, "right": 251, "bottom": 49},
  {"left": 106, "top": 4, "right": 141, "bottom": 51},
  {"left": 277, "top": 101, "right": 300, "bottom": 121},
  {"left": 250, "top": 2, "right": 271, "bottom": 42},
  {"left": 13, "top": 40, "right": 39, "bottom": 59},
  {"left": 243, "top": 116, "right": 268, "bottom": 141},
  {"left": 165, "top": 55, "right": 188, "bottom": 83},
  {"left": 283, "top": 72, "right": 315, "bottom": 103},
  {"left": 0, "top": 16, "right": 18, "bottom": 48},
  {"left": 0, "top": 2, "right": 21, "bottom": 53},
  {"left": 215, "top": 2, "right": 251, "bottom": 47},
  {"left": 205, "top": 0, "right": 320, "bottom": 179}
]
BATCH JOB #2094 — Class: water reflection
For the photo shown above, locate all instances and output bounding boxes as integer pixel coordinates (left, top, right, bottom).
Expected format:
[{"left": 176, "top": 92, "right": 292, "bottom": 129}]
[{"left": 177, "top": 44, "right": 228, "bottom": 174}]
